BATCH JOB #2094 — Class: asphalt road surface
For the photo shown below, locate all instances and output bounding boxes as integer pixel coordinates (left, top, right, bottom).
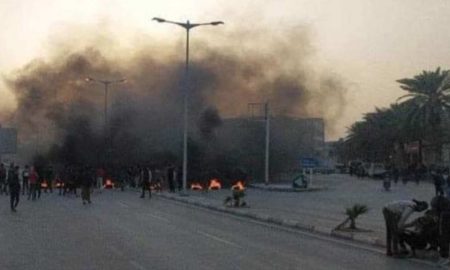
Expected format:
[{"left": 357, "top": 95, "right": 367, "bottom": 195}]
[{"left": 0, "top": 190, "right": 435, "bottom": 270}]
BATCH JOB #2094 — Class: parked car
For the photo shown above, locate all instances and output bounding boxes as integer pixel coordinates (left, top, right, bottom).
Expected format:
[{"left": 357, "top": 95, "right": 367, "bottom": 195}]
[
  {"left": 348, "top": 160, "right": 363, "bottom": 175},
  {"left": 367, "top": 163, "right": 387, "bottom": 178}
]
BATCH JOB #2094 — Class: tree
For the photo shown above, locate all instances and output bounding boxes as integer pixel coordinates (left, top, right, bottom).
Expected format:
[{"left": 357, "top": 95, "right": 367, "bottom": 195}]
[
  {"left": 334, "top": 204, "right": 369, "bottom": 231},
  {"left": 343, "top": 105, "right": 409, "bottom": 162},
  {"left": 397, "top": 67, "right": 450, "bottom": 159}
]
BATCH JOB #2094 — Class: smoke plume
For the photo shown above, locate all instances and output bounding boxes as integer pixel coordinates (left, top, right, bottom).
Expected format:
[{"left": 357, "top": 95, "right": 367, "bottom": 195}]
[{"left": 2, "top": 23, "right": 347, "bottom": 179}]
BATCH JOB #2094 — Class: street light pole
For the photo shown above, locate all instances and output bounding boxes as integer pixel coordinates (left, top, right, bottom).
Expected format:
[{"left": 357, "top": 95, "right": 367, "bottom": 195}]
[
  {"left": 85, "top": 77, "right": 126, "bottom": 164},
  {"left": 264, "top": 103, "right": 270, "bottom": 185},
  {"left": 152, "top": 17, "right": 224, "bottom": 194}
]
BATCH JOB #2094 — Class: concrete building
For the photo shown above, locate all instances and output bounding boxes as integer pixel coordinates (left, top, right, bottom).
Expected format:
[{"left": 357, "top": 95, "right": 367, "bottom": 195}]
[{"left": 216, "top": 116, "right": 325, "bottom": 181}]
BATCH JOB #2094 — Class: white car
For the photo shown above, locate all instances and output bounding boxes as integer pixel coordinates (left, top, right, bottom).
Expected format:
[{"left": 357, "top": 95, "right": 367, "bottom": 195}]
[{"left": 368, "top": 163, "right": 387, "bottom": 178}]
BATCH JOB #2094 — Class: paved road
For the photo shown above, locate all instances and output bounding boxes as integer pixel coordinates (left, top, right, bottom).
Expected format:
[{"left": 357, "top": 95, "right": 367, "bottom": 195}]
[
  {"left": 186, "top": 174, "right": 436, "bottom": 242},
  {"left": 0, "top": 190, "right": 434, "bottom": 270}
]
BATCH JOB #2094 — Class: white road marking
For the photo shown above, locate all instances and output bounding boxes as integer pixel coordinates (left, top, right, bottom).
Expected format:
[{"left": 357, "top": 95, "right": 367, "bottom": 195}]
[
  {"left": 129, "top": 260, "right": 146, "bottom": 270},
  {"left": 144, "top": 213, "right": 170, "bottom": 222},
  {"left": 117, "top": 202, "right": 130, "bottom": 208},
  {"left": 198, "top": 231, "right": 242, "bottom": 248},
  {"left": 162, "top": 197, "right": 435, "bottom": 267}
]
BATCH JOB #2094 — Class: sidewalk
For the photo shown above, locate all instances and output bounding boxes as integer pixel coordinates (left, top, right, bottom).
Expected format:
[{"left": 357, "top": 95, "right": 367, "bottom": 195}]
[
  {"left": 250, "top": 183, "right": 325, "bottom": 192},
  {"left": 156, "top": 174, "right": 436, "bottom": 248}
]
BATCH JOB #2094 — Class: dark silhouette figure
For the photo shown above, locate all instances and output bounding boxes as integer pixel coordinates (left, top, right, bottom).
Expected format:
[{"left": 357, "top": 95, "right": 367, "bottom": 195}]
[{"left": 9, "top": 166, "right": 20, "bottom": 212}]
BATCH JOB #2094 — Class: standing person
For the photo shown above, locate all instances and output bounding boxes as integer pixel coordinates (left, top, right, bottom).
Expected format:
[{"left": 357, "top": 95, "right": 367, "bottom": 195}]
[
  {"left": 382, "top": 173, "right": 391, "bottom": 191},
  {"left": 28, "top": 166, "right": 39, "bottom": 200},
  {"left": 35, "top": 166, "right": 43, "bottom": 199},
  {"left": 167, "top": 165, "right": 175, "bottom": 193},
  {"left": 392, "top": 167, "right": 399, "bottom": 184},
  {"left": 6, "top": 163, "right": 15, "bottom": 196},
  {"left": 382, "top": 199, "right": 428, "bottom": 256},
  {"left": 431, "top": 195, "right": 450, "bottom": 267},
  {"left": 140, "top": 166, "right": 152, "bottom": 198},
  {"left": 96, "top": 167, "right": 105, "bottom": 193},
  {"left": 433, "top": 169, "right": 445, "bottom": 196},
  {"left": 445, "top": 169, "right": 450, "bottom": 199},
  {"left": 22, "top": 165, "right": 30, "bottom": 195},
  {"left": 45, "top": 165, "right": 54, "bottom": 193},
  {"left": 176, "top": 166, "right": 183, "bottom": 192},
  {"left": 81, "top": 166, "right": 93, "bottom": 205},
  {"left": 0, "top": 163, "right": 6, "bottom": 195},
  {"left": 8, "top": 166, "right": 21, "bottom": 212}
]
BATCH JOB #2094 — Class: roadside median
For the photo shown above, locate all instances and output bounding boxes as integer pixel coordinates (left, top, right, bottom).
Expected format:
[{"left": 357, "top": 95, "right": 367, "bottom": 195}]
[{"left": 155, "top": 190, "right": 385, "bottom": 249}]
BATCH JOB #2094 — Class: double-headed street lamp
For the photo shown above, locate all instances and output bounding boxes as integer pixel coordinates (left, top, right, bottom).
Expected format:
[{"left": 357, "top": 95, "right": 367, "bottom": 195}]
[
  {"left": 152, "top": 17, "right": 224, "bottom": 193},
  {"left": 85, "top": 77, "right": 126, "bottom": 163}
]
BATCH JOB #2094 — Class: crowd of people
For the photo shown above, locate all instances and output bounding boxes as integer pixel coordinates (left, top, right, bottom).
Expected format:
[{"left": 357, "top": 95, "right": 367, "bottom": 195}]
[{"left": 0, "top": 162, "right": 184, "bottom": 211}]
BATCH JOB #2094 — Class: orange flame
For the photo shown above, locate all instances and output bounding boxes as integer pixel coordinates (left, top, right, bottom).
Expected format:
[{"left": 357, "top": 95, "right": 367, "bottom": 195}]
[
  {"left": 231, "top": 180, "right": 245, "bottom": 191},
  {"left": 208, "top": 179, "right": 222, "bottom": 190},
  {"left": 56, "top": 182, "right": 64, "bottom": 188},
  {"left": 190, "top": 182, "right": 203, "bottom": 190},
  {"left": 104, "top": 179, "right": 114, "bottom": 188},
  {"left": 150, "top": 183, "right": 161, "bottom": 191}
]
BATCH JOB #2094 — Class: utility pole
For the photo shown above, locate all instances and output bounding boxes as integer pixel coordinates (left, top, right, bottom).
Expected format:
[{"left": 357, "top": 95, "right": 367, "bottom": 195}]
[
  {"left": 152, "top": 17, "right": 224, "bottom": 194},
  {"left": 264, "top": 103, "right": 270, "bottom": 185},
  {"left": 248, "top": 102, "right": 271, "bottom": 185}
]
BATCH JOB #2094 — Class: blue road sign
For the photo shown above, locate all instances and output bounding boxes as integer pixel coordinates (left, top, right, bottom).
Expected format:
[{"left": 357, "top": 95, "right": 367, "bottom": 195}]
[{"left": 300, "top": 157, "right": 319, "bottom": 168}]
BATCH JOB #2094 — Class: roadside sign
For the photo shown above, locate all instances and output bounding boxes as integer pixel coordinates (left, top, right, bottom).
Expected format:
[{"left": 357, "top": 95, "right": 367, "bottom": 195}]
[
  {"left": 0, "top": 128, "right": 17, "bottom": 154},
  {"left": 300, "top": 157, "right": 319, "bottom": 168}
]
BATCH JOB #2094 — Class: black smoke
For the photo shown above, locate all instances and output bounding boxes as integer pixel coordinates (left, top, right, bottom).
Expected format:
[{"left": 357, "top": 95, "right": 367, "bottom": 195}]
[{"left": 3, "top": 25, "right": 347, "bottom": 181}]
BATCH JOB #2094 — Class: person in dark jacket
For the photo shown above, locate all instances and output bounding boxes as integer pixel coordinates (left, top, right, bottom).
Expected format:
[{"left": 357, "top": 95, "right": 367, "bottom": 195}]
[
  {"left": 8, "top": 166, "right": 21, "bottom": 212},
  {"left": 28, "top": 166, "right": 39, "bottom": 201},
  {"left": 44, "top": 166, "right": 54, "bottom": 193},
  {"left": 176, "top": 166, "right": 183, "bottom": 192},
  {"left": 431, "top": 195, "right": 450, "bottom": 267},
  {"left": 167, "top": 165, "right": 175, "bottom": 193},
  {"left": 140, "top": 166, "right": 152, "bottom": 198},
  {"left": 0, "top": 163, "right": 6, "bottom": 195},
  {"left": 22, "top": 165, "right": 30, "bottom": 195},
  {"left": 81, "top": 167, "right": 93, "bottom": 205},
  {"left": 432, "top": 169, "right": 445, "bottom": 196}
]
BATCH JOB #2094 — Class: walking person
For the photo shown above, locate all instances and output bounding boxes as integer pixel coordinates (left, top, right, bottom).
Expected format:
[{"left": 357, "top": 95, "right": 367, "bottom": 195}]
[
  {"left": 22, "top": 165, "right": 30, "bottom": 195},
  {"left": 176, "top": 166, "right": 183, "bottom": 192},
  {"left": 81, "top": 166, "right": 93, "bottom": 205},
  {"left": 6, "top": 164, "right": 15, "bottom": 196},
  {"left": 28, "top": 166, "right": 39, "bottom": 200},
  {"left": 140, "top": 166, "right": 152, "bottom": 199},
  {"left": 96, "top": 167, "right": 105, "bottom": 193},
  {"left": 433, "top": 169, "right": 445, "bottom": 196},
  {"left": 0, "top": 163, "right": 6, "bottom": 195},
  {"left": 167, "top": 165, "right": 175, "bottom": 193},
  {"left": 443, "top": 168, "right": 450, "bottom": 198},
  {"left": 45, "top": 165, "right": 54, "bottom": 193},
  {"left": 8, "top": 166, "right": 21, "bottom": 212},
  {"left": 382, "top": 199, "right": 428, "bottom": 256},
  {"left": 392, "top": 167, "right": 399, "bottom": 184},
  {"left": 35, "top": 166, "right": 43, "bottom": 199}
]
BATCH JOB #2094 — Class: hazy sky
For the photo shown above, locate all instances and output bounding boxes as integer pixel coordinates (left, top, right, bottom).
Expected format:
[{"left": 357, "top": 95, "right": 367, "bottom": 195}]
[{"left": 1, "top": 0, "right": 450, "bottom": 140}]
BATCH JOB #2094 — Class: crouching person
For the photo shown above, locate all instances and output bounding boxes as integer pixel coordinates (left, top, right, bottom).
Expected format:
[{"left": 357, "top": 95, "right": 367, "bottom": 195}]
[
  {"left": 382, "top": 199, "right": 428, "bottom": 257},
  {"left": 398, "top": 210, "right": 439, "bottom": 257}
]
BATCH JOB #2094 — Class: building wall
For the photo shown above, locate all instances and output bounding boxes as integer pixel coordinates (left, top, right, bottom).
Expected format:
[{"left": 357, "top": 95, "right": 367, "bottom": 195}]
[{"left": 218, "top": 116, "right": 325, "bottom": 179}]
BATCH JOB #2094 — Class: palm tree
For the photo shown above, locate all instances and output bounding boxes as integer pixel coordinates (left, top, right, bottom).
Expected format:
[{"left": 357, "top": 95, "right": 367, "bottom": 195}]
[
  {"left": 397, "top": 67, "right": 450, "bottom": 160},
  {"left": 344, "top": 105, "right": 409, "bottom": 162},
  {"left": 334, "top": 204, "right": 369, "bottom": 231}
]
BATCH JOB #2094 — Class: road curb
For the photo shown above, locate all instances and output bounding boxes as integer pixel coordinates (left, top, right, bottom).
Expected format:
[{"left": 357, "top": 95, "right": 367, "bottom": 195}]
[
  {"left": 248, "top": 184, "right": 326, "bottom": 192},
  {"left": 156, "top": 192, "right": 384, "bottom": 250}
]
